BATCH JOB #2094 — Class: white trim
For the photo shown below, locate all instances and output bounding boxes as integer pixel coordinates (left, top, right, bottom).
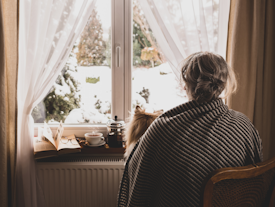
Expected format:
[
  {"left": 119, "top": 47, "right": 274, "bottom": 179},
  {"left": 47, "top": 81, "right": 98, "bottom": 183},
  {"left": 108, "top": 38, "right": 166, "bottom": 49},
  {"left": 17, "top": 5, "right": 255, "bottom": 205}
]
[
  {"left": 217, "top": 0, "right": 231, "bottom": 60},
  {"left": 112, "top": 0, "right": 125, "bottom": 121},
  {"left": 124, "top": 0, "right": 133, "bottom": 120}
]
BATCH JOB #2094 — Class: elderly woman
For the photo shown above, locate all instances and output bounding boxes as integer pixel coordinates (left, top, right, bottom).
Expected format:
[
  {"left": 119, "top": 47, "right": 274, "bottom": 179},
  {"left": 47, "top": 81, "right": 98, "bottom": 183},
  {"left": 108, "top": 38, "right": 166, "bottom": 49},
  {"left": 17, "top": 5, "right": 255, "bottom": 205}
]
[{"left": 117, "top": 52, "right": 263, "bottom": 207}]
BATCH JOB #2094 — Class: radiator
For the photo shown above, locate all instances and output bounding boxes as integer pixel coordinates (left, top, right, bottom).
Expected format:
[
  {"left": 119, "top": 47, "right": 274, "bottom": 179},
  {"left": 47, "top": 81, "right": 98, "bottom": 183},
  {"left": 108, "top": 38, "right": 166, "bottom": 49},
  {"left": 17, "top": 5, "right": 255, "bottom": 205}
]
[{"left": 36, "top": 157, "right": 125, "bottom": 207}]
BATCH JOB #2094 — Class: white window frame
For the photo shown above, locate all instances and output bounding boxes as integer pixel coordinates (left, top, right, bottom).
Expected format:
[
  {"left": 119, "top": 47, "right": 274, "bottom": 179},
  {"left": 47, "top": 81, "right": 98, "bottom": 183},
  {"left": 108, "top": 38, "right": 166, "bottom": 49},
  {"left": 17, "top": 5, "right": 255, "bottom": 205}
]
[
  {"left": 34, "top": 0, "right": 132, "bottom": 136},
  {"left": 112, "top": 0, "right": 132, "bottom": 121}
]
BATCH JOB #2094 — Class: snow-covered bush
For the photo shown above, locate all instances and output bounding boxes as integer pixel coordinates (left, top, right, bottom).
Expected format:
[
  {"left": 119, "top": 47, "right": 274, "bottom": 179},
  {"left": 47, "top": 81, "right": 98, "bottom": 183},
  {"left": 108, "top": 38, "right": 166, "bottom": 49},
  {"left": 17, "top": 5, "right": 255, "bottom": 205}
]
[{"left": 31, "top": 44, "right": 81, "bottom": 123}]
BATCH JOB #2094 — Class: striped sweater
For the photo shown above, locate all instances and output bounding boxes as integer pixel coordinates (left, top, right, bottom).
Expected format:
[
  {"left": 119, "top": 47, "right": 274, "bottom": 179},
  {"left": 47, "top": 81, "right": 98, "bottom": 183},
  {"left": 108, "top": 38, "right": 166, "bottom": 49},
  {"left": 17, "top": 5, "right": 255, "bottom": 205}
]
[{"left": 117, "top": 99, "right": 263, "bottom": 207}]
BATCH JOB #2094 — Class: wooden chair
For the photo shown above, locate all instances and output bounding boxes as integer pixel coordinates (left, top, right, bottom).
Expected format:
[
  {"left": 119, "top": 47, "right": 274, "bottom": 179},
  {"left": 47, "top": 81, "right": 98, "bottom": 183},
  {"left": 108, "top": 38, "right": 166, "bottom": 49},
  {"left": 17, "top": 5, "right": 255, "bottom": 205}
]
[{"left": 201, "top": 157, "right": 275, "bottom": 207}]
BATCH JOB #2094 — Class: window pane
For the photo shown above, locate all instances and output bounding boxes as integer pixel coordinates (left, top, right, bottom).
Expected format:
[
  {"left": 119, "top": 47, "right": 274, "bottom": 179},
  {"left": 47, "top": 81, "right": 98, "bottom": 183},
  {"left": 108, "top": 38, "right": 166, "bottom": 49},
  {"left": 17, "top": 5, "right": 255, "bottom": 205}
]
[
  {"left": 132, "top": 0, "right": 188, "bottom": 112},
  {"left": 32, "top": 0, "right": 112, "bottom": 124}
]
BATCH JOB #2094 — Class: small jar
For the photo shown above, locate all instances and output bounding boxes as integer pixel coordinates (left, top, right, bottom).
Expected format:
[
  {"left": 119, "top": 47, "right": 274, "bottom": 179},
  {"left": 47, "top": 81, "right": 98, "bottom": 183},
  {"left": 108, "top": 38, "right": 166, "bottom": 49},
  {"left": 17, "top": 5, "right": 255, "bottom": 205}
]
[{"left": 106, "top": 116, "right": 125, "bottom": 148}]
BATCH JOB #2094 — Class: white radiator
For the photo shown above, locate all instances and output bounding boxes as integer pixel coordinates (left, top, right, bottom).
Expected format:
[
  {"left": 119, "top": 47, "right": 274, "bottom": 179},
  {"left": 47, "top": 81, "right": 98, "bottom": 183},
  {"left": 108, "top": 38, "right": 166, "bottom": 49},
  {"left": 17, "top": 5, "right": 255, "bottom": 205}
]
[{"left": 36, "top": 157, "right": 125, "bottom": 207}]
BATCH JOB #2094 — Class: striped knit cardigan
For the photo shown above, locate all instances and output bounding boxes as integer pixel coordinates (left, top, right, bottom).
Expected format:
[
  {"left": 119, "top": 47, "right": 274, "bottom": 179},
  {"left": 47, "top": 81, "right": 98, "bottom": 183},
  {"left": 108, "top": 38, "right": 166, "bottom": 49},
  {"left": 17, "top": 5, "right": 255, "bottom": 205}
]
[{"left": 117, "top": 99, "right": 263, "bottom": 207}]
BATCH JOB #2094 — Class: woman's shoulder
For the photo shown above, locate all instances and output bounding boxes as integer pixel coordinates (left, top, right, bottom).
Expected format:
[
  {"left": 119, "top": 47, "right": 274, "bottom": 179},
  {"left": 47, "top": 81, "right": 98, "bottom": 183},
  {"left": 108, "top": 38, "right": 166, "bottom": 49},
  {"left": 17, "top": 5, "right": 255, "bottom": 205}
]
[
  {"left": 228, "top": 109, "right": 254, "bottom": 125},
  {"left": 228, "top": 109, "right": 263, "bottom": 162},
  {"left": 227, "top": 109, "right": 260, "bottom": 140}
]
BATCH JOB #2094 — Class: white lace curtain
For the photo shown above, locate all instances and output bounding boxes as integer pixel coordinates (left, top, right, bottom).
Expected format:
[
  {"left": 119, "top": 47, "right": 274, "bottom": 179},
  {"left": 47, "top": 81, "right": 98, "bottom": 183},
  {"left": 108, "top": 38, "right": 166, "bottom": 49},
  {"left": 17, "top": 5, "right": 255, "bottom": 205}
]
[
  {"left": 17, "top": 0, "right": 97, "bottom": 206},
  {"left": 138, "top": 0, "right": 231, "bottom": 81}
]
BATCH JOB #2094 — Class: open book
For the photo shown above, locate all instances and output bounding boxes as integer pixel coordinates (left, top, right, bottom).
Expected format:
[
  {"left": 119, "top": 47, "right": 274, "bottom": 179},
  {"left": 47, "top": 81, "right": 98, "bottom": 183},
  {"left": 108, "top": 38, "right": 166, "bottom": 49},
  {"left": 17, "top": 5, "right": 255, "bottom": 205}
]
[{"left": 34, "top": 121, "right": 81, "bottom": 159}]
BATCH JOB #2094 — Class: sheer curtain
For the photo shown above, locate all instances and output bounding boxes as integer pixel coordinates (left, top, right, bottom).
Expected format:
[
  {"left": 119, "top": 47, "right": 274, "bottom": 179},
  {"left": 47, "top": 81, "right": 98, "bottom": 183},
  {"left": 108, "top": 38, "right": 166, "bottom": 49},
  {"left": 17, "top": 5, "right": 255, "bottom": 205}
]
[
  {"left": 138, "top": 0, "right": 230, "bottom": 81},
  {"left": 16, "top": 0, "right": 97, "bottom": 206}
]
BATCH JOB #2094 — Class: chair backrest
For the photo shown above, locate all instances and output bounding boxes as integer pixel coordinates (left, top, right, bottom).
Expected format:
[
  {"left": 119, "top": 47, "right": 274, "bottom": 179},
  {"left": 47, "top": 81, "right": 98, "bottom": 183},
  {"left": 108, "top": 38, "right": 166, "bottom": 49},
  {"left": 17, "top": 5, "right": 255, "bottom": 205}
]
[{"left": 201, "top": 157, "right": 275, "bottom": 207}]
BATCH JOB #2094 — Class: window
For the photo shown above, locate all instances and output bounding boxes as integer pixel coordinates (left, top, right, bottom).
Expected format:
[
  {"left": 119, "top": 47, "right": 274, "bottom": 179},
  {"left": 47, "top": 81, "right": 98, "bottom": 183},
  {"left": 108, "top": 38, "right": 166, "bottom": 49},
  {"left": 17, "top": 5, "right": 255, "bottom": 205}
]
[
  {"left": 32, "top": 0, "right": 225, "bottom": 127},
  {"left": 32, "top": 0, "right": 114, "bottom": 124},
  {"left": 131, "top": 0, "right": 188, "bottom": 113}
]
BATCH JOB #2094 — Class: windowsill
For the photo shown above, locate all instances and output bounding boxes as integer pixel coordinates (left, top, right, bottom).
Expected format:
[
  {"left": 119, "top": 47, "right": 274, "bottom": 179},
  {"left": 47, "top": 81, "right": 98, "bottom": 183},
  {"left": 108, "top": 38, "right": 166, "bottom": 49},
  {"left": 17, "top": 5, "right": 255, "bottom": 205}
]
[
  {"left": 34, "top": 124, "right": 125, "bottom": 160},
  {"left": 34, "top": 124, "right": 108, "bottom": 137},
  {"left": 80, "top": 146, "right": 125, "bottom": 154},
  {"left": 35, "top": 147, "right": 125, "bottom": 162}
]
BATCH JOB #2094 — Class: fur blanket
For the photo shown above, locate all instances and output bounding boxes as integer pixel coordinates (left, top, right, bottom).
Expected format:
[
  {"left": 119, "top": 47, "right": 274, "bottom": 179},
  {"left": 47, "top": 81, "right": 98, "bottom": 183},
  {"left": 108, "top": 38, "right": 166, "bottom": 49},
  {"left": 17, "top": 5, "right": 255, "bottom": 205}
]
[{"left": 118, "top": 99, "right": 263, "bottom": 207}]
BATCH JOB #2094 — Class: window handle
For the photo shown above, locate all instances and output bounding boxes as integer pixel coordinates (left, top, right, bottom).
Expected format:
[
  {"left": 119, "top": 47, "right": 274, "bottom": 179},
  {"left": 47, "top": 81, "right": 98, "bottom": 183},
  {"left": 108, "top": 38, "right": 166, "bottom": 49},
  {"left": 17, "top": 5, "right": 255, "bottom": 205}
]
[{"left": 116, "top": 46, "right": 120, "bottom": 67}]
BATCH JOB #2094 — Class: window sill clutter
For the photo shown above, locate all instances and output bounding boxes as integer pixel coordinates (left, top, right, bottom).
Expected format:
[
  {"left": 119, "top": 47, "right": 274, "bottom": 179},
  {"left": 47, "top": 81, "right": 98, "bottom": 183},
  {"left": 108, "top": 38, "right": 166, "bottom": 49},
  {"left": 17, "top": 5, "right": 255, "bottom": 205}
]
[
  {"left": 34, "top": 136, "right": 125, "bottom": 161},
  {"left": 34, "top": 117, "right": 126, "bottom": 160}
]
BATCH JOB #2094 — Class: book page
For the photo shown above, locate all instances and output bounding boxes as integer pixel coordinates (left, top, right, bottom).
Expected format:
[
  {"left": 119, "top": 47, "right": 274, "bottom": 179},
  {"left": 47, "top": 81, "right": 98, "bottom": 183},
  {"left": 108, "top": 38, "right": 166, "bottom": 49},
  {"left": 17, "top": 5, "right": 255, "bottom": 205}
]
[
  {"left": 33, "top": 137, "right": 56, "bottom": 153},
  {"left": 43, "top": 122, "right": 56, "bottom": 148},
  {"left": 54, "top": 121, "right": 64, "bottom": 150},
  {"left": 57, "top": 134, "right": 81, "bottom": 151},
  {"left": 37, "top": 127, "right": 43, "bottom": 142}
]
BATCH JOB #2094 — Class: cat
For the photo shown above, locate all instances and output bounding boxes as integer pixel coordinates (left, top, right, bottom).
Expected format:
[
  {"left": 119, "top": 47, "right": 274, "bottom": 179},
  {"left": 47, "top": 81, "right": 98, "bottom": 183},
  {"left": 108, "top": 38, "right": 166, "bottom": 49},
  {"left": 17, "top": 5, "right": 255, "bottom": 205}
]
[{"left": 124, "top": 105, "right": 163, "bottom": 159}]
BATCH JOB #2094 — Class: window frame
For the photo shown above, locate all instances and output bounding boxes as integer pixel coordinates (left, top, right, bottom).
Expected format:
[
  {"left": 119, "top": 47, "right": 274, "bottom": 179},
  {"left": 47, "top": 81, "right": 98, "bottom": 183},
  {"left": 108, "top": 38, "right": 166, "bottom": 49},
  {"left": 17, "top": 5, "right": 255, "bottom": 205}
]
[
  {"left": 34, "top": 0, "right": 132, "bottom": 136},
  {"left": 111, "top": 0, "right": 132, "bottom": 122}
]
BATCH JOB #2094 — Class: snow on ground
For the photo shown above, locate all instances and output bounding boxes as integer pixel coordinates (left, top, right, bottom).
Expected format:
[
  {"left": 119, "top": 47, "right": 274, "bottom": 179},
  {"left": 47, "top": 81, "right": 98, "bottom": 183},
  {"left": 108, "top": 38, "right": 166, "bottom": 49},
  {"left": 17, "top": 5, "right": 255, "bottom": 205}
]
[
  {"left": 65, "top": 66, "right": 112, "bottom": 124},
  {"left": 75, "top": 66, "right": 112, "bottom": 112},
  {"left": 132, "top": 63, "right": 188, "bottom": 112},
  {"left": 65, "top": 63, "right": 188, "bottom": 123}
]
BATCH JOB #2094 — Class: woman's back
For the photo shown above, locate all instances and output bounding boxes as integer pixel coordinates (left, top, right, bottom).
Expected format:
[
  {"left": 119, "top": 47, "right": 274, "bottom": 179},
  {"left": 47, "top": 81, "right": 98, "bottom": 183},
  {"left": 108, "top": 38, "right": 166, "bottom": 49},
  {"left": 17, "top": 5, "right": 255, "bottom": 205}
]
[{"left": 118, "top": 99, "right": 262, "bottom": 207}]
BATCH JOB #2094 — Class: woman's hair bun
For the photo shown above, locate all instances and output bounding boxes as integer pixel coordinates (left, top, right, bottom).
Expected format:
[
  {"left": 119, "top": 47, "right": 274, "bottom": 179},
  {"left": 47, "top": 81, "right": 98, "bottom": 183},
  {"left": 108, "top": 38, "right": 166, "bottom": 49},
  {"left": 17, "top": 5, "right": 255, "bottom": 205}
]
[{"left": 181, "top": 52, "right": 237, "bottom": 103}]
